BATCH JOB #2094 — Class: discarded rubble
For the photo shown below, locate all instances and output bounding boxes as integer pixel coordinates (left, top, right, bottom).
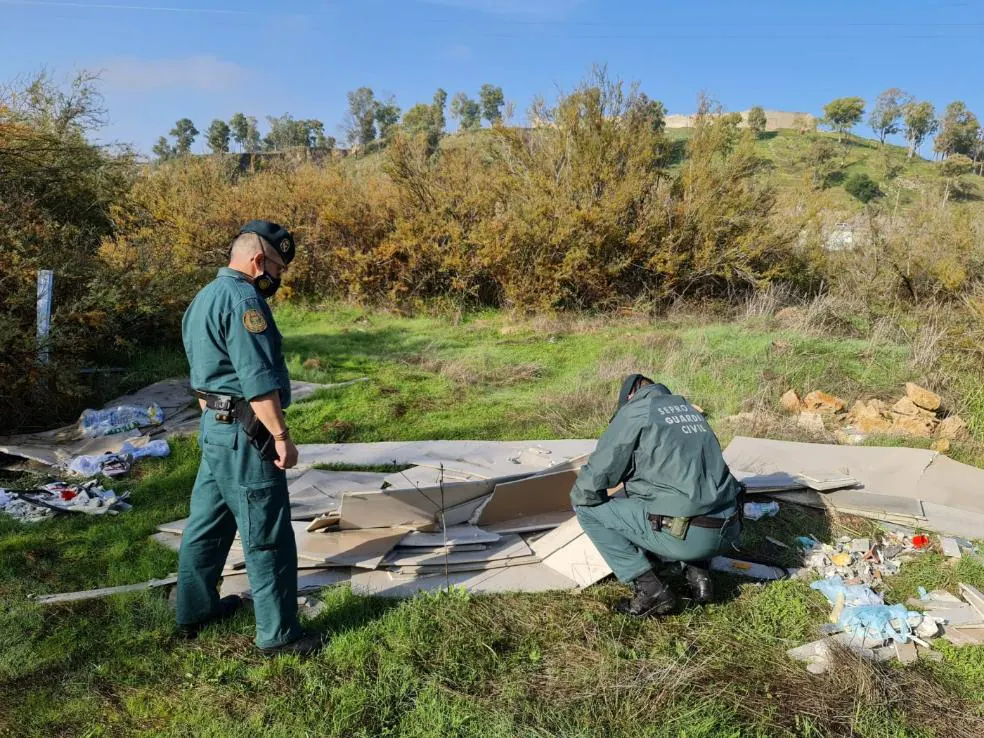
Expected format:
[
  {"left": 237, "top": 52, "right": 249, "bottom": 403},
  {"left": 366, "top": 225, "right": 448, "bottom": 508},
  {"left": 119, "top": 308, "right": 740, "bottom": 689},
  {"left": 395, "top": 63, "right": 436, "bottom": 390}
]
[{"left": 778, "top": 382, "right": 970, "bottom": 445}]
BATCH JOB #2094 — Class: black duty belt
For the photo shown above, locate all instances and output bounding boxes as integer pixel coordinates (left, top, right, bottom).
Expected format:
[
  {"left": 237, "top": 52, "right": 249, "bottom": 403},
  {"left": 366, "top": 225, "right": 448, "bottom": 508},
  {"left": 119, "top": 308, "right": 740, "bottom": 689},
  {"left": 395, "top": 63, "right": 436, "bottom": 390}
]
[
  {"left": 193, "top": 390, "right": 277, "bottom": 462},
  {"left": 648, "top": 513, "right": 732, "bottom": 530},
  {"left": 194, "top": 390, "right": 240, "bottom": 422}
]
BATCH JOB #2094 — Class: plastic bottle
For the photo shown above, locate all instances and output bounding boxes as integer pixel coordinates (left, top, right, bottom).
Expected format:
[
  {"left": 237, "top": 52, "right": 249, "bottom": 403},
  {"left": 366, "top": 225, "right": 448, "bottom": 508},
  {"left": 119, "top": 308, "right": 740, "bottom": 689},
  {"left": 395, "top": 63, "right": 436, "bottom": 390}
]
[
  {"left": 79, "top": 404, "right": 164, "bottom": 438},
  {"left": 743, "top": 500, "right": 780, "bottom": 520}
]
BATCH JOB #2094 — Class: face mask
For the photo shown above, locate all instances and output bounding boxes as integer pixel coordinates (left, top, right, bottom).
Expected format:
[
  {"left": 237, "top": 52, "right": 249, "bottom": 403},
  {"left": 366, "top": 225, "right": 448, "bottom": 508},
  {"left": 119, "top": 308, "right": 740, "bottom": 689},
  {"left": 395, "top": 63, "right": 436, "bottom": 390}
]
[{"left": 254, "top": 256, "right": 281, "bottom": 299}]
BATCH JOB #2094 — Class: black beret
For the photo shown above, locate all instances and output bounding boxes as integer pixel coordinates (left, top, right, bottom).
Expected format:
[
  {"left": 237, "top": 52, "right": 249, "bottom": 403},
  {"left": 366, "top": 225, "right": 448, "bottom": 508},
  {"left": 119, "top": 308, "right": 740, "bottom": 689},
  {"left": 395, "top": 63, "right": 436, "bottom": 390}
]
[{"left": 239, "top": 220, "right": 296, "bottom": 265}]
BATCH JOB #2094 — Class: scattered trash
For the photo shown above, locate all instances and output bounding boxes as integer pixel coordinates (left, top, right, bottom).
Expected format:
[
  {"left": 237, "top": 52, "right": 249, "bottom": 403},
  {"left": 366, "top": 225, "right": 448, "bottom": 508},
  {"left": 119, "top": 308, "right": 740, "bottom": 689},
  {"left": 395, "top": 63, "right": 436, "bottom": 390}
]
[
  {"left": 0, "top": 481, "right": 131, "bottom": 521},
  {"left": 940, "top": 537, "right": 962, "bottom": 559},
  {"left": 68, "top": 439, "right": 170, "bottom": 477},
  {"left": 743, "top": 500, "right": 780, "bottom": 520},
  {"left": 79, "top": 403, "right": 165, "bottom": 438}
]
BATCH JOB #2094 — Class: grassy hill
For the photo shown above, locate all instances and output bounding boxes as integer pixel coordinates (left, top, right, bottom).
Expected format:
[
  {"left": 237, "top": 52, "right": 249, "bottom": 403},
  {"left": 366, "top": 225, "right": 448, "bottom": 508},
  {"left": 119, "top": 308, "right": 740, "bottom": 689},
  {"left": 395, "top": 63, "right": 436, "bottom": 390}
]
[{"left": 342, "top": 125, "right": 980, "bottom": 222}]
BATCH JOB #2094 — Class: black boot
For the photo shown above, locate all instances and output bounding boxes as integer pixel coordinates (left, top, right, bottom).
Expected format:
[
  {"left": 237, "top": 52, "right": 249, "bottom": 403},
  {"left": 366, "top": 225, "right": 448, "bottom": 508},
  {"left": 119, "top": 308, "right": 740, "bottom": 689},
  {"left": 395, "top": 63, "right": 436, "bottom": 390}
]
[
  {"left": 615, "top": 571, "right": 677, "bottom": 618},
  {"left": 259, "top": 630, "right": 325, "bottom": 658},
  {"left": 177, "top": 595, "right": 243, "bottom": 640},
  {"left": 684, "top": 562, "right": 714, "bottom": 604}
]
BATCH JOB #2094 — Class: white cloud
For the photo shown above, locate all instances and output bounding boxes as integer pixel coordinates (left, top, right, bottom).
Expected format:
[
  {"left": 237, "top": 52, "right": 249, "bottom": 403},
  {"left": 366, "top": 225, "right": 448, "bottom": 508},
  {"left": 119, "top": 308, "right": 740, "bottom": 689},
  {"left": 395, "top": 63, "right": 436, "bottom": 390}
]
[
  {"left": 419, "top": 0, "right": 586, "bottom": 17},
  {"left": 97, "top": 55, "right": 250, "bottom": 92}
]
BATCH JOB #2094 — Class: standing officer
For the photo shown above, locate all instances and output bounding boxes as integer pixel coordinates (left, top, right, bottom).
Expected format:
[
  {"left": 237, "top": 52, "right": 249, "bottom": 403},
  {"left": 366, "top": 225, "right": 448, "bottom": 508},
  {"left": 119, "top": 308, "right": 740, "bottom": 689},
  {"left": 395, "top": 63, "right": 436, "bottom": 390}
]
[
  {"left": 176, "top": 220, "right": 321, "bottom": 656},
  {"left": 571, "top": 375, "right": 743, "bottom": 618}
]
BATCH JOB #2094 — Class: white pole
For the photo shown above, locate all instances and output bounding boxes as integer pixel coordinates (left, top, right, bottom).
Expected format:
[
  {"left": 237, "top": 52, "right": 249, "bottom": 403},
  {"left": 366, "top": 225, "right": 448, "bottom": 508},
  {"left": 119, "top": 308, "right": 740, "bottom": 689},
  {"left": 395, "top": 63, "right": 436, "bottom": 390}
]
[{"left": 37, "top": 269, "right": 53, "bottom": 365}]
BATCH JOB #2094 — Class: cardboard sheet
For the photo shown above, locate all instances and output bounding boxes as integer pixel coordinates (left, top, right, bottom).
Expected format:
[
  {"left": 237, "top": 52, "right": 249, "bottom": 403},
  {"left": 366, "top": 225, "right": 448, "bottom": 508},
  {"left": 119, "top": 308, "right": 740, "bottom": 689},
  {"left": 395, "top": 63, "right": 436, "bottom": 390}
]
[
  {"left": 338, "top": 479, "right": 495, "bottom": 529},
  {"left": 220, "top": 568, "right": 350, "bottom": 599},
  {"left": 350, "top": 562, "right": 577, "bottom": 598},
  {"left": 528, "top": 515, "right": 611, "bottom": 587},
  {"left": 292, "top": 524, "right": 406, "bottom": 568},
  {"left": 725, "top": 436, "right": 984, "bottom": 536},
  {"left": 287, "top": 469, "right": 389, "bottom": 520},
  {"left": 475, "top": 469, "right": 579, "bottom": 526},
  {"left": 481, "top": 511, "right": 575, "bottom": 534},
  {"left": 399, "top": 525, "right": 501, "bottom": 547},
  {"left": 382, "top": 533, "right": 531, "bottom": 567},
  {"left": 294, "top": 440, "right": 597, "bottom": 478}
]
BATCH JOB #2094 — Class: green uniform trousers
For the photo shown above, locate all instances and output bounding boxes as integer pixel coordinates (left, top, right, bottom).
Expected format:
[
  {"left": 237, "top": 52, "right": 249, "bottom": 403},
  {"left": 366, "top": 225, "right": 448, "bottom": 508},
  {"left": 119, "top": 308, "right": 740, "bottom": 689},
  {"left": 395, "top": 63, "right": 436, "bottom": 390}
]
[
  {"left": 176, "top": 411, "right": 301, "bottom": 649},
  {"left": 575, "top": 497, "right": 741, "bottom": 583}
]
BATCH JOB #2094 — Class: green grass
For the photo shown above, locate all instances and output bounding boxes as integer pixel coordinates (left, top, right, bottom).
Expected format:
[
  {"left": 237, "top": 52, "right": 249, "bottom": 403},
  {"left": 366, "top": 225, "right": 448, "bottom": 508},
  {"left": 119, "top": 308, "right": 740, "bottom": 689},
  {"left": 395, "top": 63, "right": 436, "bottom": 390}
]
[{"left": 2, "top": 308, "right": 983, "bottom": 736}]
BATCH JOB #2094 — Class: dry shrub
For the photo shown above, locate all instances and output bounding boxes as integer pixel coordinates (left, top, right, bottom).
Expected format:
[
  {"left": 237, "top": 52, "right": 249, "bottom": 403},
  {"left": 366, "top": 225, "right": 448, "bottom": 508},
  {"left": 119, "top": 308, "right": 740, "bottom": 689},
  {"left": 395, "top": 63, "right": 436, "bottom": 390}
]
[{"left": 405, "top": 354, "right": 543, "bottom": 388}]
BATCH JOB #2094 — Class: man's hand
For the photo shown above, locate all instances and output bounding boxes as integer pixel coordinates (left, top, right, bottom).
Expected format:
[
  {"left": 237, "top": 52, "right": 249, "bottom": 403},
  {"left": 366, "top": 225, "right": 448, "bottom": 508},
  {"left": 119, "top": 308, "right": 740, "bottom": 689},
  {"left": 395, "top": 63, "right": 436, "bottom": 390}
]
[{"left": 274, "top": 437, "right": 299, "bottom": 470}]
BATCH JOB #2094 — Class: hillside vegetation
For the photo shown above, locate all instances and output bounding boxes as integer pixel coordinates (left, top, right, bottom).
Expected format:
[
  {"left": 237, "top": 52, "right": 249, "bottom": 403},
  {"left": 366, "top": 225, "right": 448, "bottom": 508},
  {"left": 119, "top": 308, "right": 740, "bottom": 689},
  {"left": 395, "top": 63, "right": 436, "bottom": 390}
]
[{"left": 2, "top": 72, "right": 983, "bottom": 432}]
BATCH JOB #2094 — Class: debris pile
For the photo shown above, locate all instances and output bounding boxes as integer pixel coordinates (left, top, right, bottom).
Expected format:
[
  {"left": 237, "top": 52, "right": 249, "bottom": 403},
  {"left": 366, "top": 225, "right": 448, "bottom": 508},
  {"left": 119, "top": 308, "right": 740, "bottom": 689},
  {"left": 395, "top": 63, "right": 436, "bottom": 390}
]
[
  {"left": 794, "top": 528, "right": 923, "bottom": 585},
  {"left": 779, "top": 382, "right": 970, "bottom": 446},
  {"left": 68, "top": 439, "right": 170, "bottom": 478},
  {"left": 148, "top": 441, "right": 603, "bottom": 600},
  {"left": 0, "top": 481, "right": 130, "bottom": 522},
  {"left": 787, "top": 529, "right": 984, "bottom": 673}
]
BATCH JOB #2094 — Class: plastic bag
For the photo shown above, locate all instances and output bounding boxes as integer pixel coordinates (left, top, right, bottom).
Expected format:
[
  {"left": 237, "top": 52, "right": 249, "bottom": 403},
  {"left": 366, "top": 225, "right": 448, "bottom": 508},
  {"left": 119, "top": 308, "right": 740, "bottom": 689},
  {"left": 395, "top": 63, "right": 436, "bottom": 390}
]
[
  {"left": 743, "top": 501, "right": 780, "bottom": 520},
  {"left": 810, "top": 576, "right": 884, "bottom": 607},
  {"left": 79, "top": 404, "right": 164, "bottom": 438},
  {"left": 839, "top": 604, "right": 922, "bottom": 644}
]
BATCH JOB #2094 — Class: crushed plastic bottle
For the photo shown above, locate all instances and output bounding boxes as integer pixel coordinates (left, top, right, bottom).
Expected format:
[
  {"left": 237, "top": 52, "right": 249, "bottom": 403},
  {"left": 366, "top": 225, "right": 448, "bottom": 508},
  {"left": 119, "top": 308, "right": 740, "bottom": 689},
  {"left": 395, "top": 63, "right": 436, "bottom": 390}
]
[
  {"left": 743, "top": 501, "right": 780, "bottom": 520},
  {"left": 79, "top": 404, "right": 164, "bottom": 438}
]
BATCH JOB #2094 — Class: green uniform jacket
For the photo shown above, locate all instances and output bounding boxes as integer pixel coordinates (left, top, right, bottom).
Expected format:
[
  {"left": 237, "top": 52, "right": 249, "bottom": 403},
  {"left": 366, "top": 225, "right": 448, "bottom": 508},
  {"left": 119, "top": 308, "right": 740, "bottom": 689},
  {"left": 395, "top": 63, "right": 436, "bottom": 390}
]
[
  {"left": 571, "top": 384, "right": 741, "bottom": 516},
  {"left": 182, "top": 267, "right": 291, "bottom": 406}
]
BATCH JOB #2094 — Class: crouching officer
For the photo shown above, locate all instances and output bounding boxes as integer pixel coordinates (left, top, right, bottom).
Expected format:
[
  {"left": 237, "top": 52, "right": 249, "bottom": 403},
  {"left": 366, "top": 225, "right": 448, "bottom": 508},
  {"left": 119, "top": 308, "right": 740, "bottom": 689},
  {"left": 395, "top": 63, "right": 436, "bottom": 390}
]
[
  {"left": 571, "top": 375, "right": 743, "bottom": 618},
  {"left": 176, "top": 220, "right": 322, "bottom": 656}
]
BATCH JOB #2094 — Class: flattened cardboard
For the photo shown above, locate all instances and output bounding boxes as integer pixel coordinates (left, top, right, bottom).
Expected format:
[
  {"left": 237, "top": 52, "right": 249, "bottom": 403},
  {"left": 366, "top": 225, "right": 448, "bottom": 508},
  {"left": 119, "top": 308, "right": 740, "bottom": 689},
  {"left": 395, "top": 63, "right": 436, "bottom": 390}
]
[
  {"left": 398, "top": 525, "right": 500, "bottom": 547},
  {"left": 382, "top": 534, "right": 531, "bottom": 567},
  {"left": 350, "top": 562, "right": 577, "bottom": 598},
  {"left": 220, "top": 568, "right": 349, "bottom": 599},
  {"left": 481, "top": 510, "right": 575, "bottom": 534},
  {"left": 339, "top": 479, "right": 495, "bottom": 530},
  {"left": 476, "top": 469, "right": 578, "bottom": 526},
  {"left": 288, "top": 523, "right": 407, "bottom": 569}
]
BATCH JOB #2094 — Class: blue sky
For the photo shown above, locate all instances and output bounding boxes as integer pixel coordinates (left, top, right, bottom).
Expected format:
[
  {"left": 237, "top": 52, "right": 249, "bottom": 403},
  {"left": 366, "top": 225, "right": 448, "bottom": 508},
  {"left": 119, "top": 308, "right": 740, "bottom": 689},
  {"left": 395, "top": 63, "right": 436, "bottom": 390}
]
[{"left": 2, "top": 0, "right": 981, "bottom": 155}]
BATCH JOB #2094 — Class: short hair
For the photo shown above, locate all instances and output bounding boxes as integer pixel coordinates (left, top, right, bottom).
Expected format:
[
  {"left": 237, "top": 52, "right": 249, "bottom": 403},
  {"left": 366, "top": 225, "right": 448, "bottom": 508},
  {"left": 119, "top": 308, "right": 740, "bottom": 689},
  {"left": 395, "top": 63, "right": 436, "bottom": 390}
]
[
  {"left": 632, "top": 376, "right": 654, "bottom": 395},
  {"left": 230, "top": 232, "right": 266, "bottom": 260}
]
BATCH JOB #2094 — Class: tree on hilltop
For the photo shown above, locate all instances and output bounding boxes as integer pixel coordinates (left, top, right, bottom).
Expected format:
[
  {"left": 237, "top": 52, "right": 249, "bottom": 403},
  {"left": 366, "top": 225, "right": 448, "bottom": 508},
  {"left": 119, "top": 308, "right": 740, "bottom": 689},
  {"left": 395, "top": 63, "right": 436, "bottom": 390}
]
[
  {"left": 169, "top": 118, "right": 198, "bottom": 155},
  {"left": 868, "top": 88, "right": 909, "bottom": 145},
  {"left": 206, "top": 119, "right": 230, "bottom": 154},
  {"left": 902, "top": 101, "right": 937, "bottom": 159},
  {"left": 451, "top": 92, "right": 481, "bottom": 130},
  {"left": 822, "top": 97, "right": 865, "bottom": 143},
  {"left": 747, "top": 106, "right": 767, "bottom": 136},
  {"left": 479, "top": 84, "right": 505, "bottom": 124}
]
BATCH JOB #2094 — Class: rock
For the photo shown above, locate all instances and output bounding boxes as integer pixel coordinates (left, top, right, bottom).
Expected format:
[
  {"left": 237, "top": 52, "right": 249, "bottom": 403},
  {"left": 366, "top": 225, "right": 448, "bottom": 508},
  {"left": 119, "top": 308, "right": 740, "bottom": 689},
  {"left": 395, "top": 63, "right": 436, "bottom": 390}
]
[
  {"left": 892, "top": 397, "right": 936, "bottom": 418},
  {"left": 895, "top": 641, "right": 918, "bottom": 665},
  {"left": 302, "top": 358, "right": 322, "bottom": 369},
  {"left": 916, "top": 618, "right": 941, "bottom": 639},
  {"left": 851, "top": 415, "right": 894, "bottom": 434},
  {"left": 889, "top": 413, "right": 937, "bottom": 438},
  {"left": 803, "top": 390, "right": 846, "bottom": 414},
  {"left": 905, "top": 382, "right": 941, "bottom": 412},
  {"left": 931, "top": 438, "right": 951, "bottom": 454},
  {"left": 940, "top": 537, "right": 962, "bottom": 558},
  {"left": 797, "top": 411, "right": 826, "bottom": 433},
  {"left": 780, "top": 390, "right": 803, "bottom": 415},
  {"left": 836, "top": 428, "right": 867, "bottom": 445},
  {"left": 938, "top": 415, "right": 970, "bottom": 441}
]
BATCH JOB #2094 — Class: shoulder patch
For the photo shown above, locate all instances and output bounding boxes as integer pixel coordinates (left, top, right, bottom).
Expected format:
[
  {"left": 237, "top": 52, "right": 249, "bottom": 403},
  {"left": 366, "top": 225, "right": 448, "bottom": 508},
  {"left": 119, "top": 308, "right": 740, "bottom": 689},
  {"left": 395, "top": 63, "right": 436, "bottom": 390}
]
[{"left": 243, "top": 309, "right": 268, "bottom": 334}]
